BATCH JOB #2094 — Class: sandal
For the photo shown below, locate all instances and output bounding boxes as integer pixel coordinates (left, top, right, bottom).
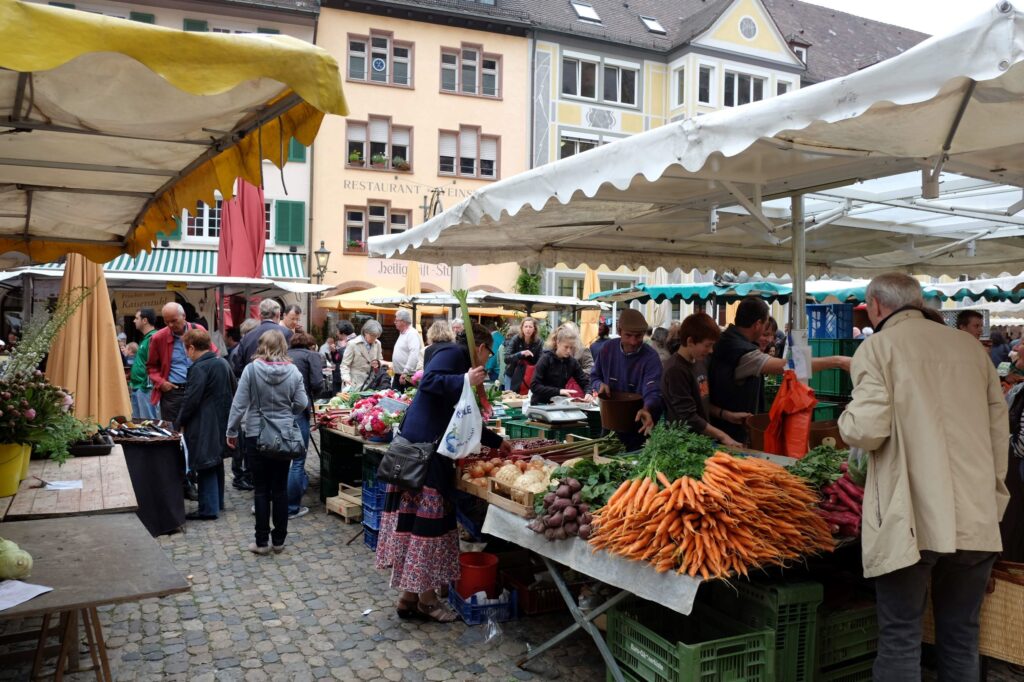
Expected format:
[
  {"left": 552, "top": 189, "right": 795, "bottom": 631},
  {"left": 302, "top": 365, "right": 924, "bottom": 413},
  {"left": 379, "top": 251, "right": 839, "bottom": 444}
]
[
  {"left": 396, "top": 597, "right": 428, "bottom": 621},
  {"left": 417, "top": 599, "right": 458, "bottom": 623}
]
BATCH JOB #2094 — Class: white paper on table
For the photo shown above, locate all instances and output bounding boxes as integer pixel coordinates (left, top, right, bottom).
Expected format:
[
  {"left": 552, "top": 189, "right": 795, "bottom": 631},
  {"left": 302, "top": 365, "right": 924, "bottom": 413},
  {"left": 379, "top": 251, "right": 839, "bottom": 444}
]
[
  {"left": 0, "top": 580, "right": 53, "bottom": 611},
  {"left": 43, "top": 480, "right": 82, "bottom": 490}
]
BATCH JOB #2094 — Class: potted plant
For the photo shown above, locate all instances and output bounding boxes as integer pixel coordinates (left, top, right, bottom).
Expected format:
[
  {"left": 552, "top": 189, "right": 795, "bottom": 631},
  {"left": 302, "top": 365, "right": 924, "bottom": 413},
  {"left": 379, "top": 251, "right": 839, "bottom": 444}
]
[
  {"left": 370, "top": 152, "right": 388, "bottom": 168},
  {"left": 392, "top": 155, "right": 410, "bottom": 171},
  {"left": 347, "top": 239, "right": 365, "bottom": 252},
  {"left": 348, "top": 149, "right": 363, "bottom": 166}
]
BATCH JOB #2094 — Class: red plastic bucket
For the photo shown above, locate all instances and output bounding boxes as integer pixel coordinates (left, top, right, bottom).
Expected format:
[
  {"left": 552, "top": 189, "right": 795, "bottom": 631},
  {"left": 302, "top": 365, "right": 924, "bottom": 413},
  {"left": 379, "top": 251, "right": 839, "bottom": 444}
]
[{"left": 455, "top": 552, "right": 499, "bottom": 598}]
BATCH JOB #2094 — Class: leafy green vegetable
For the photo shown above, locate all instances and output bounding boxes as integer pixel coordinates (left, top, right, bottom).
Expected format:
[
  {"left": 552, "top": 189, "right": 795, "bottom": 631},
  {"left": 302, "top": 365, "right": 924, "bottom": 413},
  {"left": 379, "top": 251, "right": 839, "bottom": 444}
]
[
  {"left": 633, "top": 422, "right": 716, "bottom": 481},
  {"left": 787, "top": 444, "right": 848, "bottom": 489},
  {"left": 534, "top": 456, "right": 635, "bottom": 514}
]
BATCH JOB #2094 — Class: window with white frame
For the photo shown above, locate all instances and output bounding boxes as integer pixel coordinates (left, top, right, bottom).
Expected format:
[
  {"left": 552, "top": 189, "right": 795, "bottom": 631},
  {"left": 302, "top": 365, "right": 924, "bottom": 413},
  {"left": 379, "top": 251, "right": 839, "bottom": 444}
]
[
  {"left": 639, "top": 16, "right": 665, "bottom": 34},
  {"left": 185, "top": 200, "right": 222, "bottom": 239},
  {"left": 603, "top": 64, "right": 637, "bottom": 106},
  {"left": 724, "top": 71, "right": 765, "bottom": 107},
  {"left": 346, "top": 118, "right": 412, "bottom": 170},
  {"left": 348, "top": 32, "right": 412, "bottom": 86},
  {"left": 776, "top": 80, "right": 792, "bottom": 97},
  {"left": 440, "top": 46, "right": 501, "bottom": 97},
  {"left": 570, "top": 1, "right": 601, "bottom": 23},
  {"left": 792, "top": 45, "right": 807, "bottom": 64},
  {"left": 674, "top": 67, "right": 686, "bottom": 107},
  {"left": 438, "top": 128, "right": 498, "bottom": 179},
  {"left": 698, "top": 65, "right": 715, "bottom": 105},
  {"left": 344, "top": 203, "right": 412, "bottom": 253},
  {"left": 559, "top": 135, "right": 598, "bottom": 159},
  {"left": 556, "top": 274, "right": 584, "bottom": 298},
  {"left": 561, "top": 57, "right": 598, "bottom": 99}
]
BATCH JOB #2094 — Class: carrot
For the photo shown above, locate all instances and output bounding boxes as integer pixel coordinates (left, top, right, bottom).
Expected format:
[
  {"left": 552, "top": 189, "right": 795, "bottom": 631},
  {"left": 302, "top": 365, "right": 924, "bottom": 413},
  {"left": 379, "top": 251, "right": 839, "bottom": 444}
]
[{"left": 656, "top": 470, "right": 672, "bottom": 489}]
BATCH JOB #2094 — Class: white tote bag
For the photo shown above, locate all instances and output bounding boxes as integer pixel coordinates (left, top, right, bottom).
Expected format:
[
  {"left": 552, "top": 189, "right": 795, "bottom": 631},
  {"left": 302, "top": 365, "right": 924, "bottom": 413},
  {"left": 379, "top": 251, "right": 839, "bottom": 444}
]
[{"left": 437, "top": 374, "right": 483, "bottom": 459}]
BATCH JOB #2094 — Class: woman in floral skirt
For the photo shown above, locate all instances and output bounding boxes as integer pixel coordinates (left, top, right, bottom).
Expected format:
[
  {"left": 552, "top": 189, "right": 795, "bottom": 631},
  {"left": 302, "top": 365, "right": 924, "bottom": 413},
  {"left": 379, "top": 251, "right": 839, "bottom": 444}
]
[{"left": 375, "top": 323, "right": 511, "bottom": 622}]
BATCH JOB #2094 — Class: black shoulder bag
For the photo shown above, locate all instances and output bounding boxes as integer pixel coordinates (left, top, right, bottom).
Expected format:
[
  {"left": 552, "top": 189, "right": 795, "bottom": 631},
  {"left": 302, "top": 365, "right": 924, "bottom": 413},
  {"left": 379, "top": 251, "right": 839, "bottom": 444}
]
[
  {"left": 376, "top": 412, "right": 436, "bottom": 490},
  {"left": 250, "top": 368, "right": 306, "bottom": 461}
]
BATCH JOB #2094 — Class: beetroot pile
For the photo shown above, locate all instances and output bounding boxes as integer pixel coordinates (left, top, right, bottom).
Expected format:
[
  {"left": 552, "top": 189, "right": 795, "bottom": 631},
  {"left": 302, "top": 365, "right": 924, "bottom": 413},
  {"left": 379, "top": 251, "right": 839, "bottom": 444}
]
[
  {"left": 528, "top": 477, "right": 594, "bottom": 541},
  {"left": 817, "top": 463, "right": 864, "bottom": 538}
]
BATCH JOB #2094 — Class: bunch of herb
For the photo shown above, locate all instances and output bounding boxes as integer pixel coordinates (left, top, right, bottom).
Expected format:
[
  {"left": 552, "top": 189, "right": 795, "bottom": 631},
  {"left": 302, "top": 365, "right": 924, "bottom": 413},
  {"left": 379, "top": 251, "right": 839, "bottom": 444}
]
[
  {"left": 2, "top": 285, "right": 92, "bottom": 379},
  {"left": 534, "top": 456, "right": 635, "bottom": 515},
  {"left": 633, "top": 422, "right": 716, "bottom": 481},
  {"left": 787, "top": 444, "right": 848, "bottom": 489}
]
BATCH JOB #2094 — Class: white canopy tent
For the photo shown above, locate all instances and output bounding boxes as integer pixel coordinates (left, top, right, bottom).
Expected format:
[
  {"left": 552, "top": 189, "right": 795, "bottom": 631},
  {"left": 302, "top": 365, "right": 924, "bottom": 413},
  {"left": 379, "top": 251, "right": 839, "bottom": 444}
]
[
  {"left": 369, "top": 291, "right": 607, "bottom": 314},
  {"left": 371, "top": 2, "right": 1024, "bottom": 321}
]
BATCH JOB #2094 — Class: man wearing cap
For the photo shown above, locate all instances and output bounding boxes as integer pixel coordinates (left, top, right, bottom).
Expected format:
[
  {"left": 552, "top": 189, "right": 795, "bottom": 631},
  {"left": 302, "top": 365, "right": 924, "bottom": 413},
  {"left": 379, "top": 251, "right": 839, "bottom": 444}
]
[{"left": 591, "top": 309, "right": 662, "bottom": 450}]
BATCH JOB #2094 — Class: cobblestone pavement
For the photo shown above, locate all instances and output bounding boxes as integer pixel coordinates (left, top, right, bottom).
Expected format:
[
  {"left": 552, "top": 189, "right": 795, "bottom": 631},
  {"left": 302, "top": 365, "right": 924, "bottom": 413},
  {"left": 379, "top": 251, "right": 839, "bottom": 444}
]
[{"left": 1, "top": 436, "right": 1021, "bottom": 681}]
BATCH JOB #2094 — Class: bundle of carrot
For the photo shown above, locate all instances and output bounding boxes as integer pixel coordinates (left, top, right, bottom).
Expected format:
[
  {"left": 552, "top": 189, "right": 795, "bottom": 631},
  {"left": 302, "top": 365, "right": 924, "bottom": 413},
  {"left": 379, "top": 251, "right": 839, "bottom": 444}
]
[{"left": 588, "top": 451, "right": 835, "bottom": 580}]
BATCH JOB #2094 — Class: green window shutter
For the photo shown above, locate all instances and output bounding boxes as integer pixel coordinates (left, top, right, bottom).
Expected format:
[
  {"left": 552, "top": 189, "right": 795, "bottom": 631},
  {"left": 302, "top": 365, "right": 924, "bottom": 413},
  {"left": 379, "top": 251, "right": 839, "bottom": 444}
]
[
  {"left": 257, "top": 27, "right": 280, "bottom": 34},
  {"left": 129, "top": 11, "right": 155, "bottom": 23},
  {"left": 49, "top": 2, "right": 75, "bottom": 8},
  {"left": 287, "top": 138, "right": 307, "bottom": 163},
  {"left": 275, "top": 201, "right": 305, "bottom": 246},
  {"left": 157, "top": 216, "right": 182, "bottom": 241},
  {"left": 183, "top": 18, "right": 208, "bottom": 32}
]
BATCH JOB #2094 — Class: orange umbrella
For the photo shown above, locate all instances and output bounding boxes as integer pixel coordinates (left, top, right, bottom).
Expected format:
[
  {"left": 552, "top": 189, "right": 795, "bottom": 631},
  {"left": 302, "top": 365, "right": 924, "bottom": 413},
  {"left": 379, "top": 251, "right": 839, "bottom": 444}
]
[
  {"left": 580, "top": 267, "right": 601, "bottom": 346},
  {"left": 46, "top": 254, "right": 131, "bottom": 425},
  {"left": 404, "top": 262, "right": 422, "bottom": 329}
]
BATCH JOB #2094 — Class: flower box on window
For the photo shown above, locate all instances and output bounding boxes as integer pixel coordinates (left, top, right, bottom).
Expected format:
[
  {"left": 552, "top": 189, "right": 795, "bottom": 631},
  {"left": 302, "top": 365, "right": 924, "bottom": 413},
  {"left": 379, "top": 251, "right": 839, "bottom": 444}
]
[
  {"left": 370, "top": 153, "right": 388, "bottom": 169},
  {"left": 348, "top": 150, "right": 364, "bottom": 166},
  {"left": 392, "top": 156, "right": 410, "bottom": 171},
  {"left": 346, "top": 239, "right": 367, "bottom": 254}
]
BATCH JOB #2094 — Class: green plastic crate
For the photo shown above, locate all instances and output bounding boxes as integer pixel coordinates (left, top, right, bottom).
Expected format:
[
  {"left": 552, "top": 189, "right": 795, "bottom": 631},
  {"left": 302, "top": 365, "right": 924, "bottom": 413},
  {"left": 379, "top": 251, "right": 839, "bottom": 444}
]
[
  {"left": 817, "top": 605, "right": 877, "bottom": 669},
  {"left": 504, "top": 418, "right": 590, "bottom": 442},
  {"left": 809, "top": 339, "right": 862, "bottom": 357},
  {"left": 707, "top": 580, "right": 822, "bottom": 682},
  {"left": 606, "top": 663, "right": 646, "bottom": 681},
  {"left": 817, "top": 656, "right": 873, "bottom": 682},
  {"left": 607, "top": 600, "right": 774, "bottom": 682},
  {"left": 813, "top": 402, "right": 843, "bottom": 421},
  {"left": 809, "top": 370, "right": 853, "bottom": 397}
]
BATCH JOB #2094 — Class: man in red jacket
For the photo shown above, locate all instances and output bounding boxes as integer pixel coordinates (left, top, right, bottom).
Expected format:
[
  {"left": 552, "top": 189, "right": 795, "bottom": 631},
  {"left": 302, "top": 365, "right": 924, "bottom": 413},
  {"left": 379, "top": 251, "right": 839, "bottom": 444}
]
[{"left": 147, "top": 302, "right": 217, "bottom": 422}]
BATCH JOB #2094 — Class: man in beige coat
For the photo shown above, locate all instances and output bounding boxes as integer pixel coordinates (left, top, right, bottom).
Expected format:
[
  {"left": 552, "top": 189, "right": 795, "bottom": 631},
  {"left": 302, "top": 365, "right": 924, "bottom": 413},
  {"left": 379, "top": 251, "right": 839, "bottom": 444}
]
[{"left": 838, "top": 272, "right": 1009, "bottom": 682}]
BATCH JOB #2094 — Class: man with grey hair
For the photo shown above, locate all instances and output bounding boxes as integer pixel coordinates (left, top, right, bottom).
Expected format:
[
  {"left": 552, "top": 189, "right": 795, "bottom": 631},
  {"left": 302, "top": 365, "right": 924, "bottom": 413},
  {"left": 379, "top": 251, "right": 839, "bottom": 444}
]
[
  {"left": 839, "top": 272, "right": 1009, "bottom": 682},
  {"left": 147, "top": 301, "right": 216, "bottom": 421},
  {"left": 450, "top": 317, "right": 465, "bottom": 337},
  {"left": 231, "top": 298, "right": 294, "bottom": 377},
  {"left": 391, "top": 308, "right": 423, "bottom": 389}
]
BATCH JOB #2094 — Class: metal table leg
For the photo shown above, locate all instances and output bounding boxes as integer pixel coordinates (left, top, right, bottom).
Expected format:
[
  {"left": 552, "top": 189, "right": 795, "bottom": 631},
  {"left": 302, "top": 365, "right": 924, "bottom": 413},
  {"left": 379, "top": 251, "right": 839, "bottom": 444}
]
[{"left": 516, "top": 557, "right": 630, "bottom": 682}]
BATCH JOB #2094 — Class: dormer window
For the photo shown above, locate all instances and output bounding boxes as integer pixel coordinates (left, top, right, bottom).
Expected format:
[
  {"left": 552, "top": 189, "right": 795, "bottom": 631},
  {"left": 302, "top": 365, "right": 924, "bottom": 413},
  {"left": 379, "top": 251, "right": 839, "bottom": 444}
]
[
  {"left": 571, "top": 1, "right": 601, "bottom": 23},
  {"left": 639, "top": 16, "right": 665, "bottom": 34},
  {"left": 791, "top": 44, "right": 807, "bottom": 64}
]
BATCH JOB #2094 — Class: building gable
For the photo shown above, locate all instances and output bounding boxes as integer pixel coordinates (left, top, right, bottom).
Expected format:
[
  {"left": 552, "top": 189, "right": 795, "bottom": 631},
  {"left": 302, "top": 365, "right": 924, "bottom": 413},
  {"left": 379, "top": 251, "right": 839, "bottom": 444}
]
[{"left": 692, "top": 0, "right": 802, "bottom": 67}]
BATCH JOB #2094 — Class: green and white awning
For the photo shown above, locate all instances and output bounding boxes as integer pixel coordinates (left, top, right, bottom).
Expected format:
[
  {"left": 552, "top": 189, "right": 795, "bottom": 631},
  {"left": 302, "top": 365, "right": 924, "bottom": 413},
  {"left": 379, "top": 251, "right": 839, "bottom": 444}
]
[{"left": 37, "top": 248, "right": 307, "bottom": 281}]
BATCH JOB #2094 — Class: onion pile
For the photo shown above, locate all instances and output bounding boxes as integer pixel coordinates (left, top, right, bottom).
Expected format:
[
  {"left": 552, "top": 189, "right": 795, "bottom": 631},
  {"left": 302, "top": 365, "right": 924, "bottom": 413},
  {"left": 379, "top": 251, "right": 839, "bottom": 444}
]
[{"left": 528, "top": 477, "right": 593, "bottom": 541}]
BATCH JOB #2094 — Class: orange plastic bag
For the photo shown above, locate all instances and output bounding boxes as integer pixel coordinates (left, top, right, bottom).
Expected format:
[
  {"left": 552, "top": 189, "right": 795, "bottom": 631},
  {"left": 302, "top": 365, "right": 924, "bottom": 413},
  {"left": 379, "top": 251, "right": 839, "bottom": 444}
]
[{"left": 763, "top": 370, "right": 817, "bottom": 458}]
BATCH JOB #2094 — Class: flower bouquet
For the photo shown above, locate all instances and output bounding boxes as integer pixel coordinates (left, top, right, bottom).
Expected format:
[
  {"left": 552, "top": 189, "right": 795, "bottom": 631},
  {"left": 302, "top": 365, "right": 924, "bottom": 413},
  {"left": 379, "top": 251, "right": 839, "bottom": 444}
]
[{"left": 355, "top": 407, "right": 402, "bottom": 442}]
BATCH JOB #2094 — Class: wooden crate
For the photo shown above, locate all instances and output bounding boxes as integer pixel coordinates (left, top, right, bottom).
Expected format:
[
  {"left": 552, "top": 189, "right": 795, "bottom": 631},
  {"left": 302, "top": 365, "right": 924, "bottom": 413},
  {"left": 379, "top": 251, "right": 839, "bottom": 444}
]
[
  {"left": 326, "top": 484, "right": 363, "bottom": 523},
  {"left": 455, "top": 475, "right": 536, "bottom": 518}
]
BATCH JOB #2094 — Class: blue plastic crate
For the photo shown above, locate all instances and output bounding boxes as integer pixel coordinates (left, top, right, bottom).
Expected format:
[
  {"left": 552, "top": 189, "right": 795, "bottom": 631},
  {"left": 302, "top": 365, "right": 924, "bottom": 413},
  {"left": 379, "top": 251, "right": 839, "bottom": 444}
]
[
  {"left": 807, "top": 304, "right": 854, "bottom": 340},
  {"left": 362, "top": 479, "right": 387, "bottom": 510},
  {"left": 447, "top": 584, "right": 518, "bottom": 625},
  {"left": 362, "top": 502, "right": 383, "bottom": 531},
  {"left": 362, "top": 524, "right": 378, "bottom": 552}
]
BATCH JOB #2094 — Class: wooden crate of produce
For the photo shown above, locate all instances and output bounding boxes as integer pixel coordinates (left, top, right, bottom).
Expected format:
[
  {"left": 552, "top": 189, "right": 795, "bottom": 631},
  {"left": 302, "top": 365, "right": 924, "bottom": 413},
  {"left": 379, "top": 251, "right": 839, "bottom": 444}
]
[
  {"left": 326, "top": 484, "right": 363, "bottom": 523},
  {"left": 455, "top": 475, "right": 536, "bottom": 518}
]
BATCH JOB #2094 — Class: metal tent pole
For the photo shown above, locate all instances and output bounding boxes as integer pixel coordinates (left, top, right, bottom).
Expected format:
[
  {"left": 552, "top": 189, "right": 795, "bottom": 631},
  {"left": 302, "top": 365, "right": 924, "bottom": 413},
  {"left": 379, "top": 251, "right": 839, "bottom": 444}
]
[{"left": 791, "top": 194, "right": 807, "bottom": 331}]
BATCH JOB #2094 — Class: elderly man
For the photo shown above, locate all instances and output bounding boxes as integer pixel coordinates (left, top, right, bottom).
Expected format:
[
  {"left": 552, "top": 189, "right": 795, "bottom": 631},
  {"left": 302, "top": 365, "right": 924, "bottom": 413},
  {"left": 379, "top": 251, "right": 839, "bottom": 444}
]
[
  {"left": 591, "top": 309, "right": 662, "bottom": 450},
  {"left": 838, "top": 272, "right": 1009, "bottom": 682},
  {"left": 450, "top": 318, "right": 465, "bottom": 338},
  {"left": 391, "top": 308, "right": 423, "bottom": 389},
  {"left": 147, "top": 302, "right": 216, "bottom": 422},
  {"left": 231, "top": 299, "right": 294, "bottom": 377},
  {"left": 129, "top": 308, "right": 159, "bottom": 420},
  {"left": 282, "top": 304, "right": 303, "bottom": 333},
  {"left": 708, "top": 297, "right": 851, "bottom": 444}
]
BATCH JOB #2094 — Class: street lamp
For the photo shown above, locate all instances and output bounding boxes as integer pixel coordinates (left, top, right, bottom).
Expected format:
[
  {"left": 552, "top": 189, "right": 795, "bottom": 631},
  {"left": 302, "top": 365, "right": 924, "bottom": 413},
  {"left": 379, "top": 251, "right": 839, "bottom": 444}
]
[{"left": 314, "top": 240, "right": 331, "bottom": 284}]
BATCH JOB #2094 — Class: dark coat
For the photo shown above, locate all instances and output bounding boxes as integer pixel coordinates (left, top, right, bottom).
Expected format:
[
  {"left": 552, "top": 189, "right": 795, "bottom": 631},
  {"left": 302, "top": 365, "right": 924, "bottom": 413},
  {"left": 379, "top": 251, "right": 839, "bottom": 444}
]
[
  {"left": 530, "top": 350, "right": 591, "bottom": 404},
  {"left": 287, "top": 347, "right": 325, "bottom": 413},
  {"left": 176, "top": 352, "right": 236, "bottom": 471},
  {"left": 230, "top": 320, "right": 294, "bottom": 377},
  {"left": 504, "top": 334, "right": 542, "bottom": 391}
]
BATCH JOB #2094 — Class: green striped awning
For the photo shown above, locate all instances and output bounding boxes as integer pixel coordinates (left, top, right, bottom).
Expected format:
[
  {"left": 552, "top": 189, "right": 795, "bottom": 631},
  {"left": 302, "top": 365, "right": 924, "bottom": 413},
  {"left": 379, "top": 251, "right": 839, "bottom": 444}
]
[{"left": 37, "top": 249, "right": 307, "bottom": 280}]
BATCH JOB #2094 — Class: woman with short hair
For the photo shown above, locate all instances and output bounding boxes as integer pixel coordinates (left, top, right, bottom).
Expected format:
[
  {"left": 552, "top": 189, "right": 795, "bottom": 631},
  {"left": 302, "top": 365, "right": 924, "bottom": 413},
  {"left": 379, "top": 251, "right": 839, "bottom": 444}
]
[
  {"left": 423, "top": 320, "right": 455, "bottom": 370},
  {"left": 341, "top": 319, "right": 384, "bottom": 390},
  {"left": 227, "top": 331, "right": 307, "bottom": 554},
  {"left": 661, "top": 313, "right": 748, "bottom": 448},
  {"left": 177, "top": 329, "right": 236, "bottom": 520}
]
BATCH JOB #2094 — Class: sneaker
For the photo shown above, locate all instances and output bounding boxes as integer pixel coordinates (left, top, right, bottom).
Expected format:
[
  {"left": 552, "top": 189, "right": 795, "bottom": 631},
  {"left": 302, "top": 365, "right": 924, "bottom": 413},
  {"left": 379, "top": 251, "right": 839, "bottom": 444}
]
[
  {"left": 232, "top": 480, "right": 254, "bottom": 491},
  {"left": 271, "top": 544, "right": 286, "bottom": 554},
  {"left": 248, "top": 543, "right": 269, "bottom": 556},
  {"left": 288, "top": 506, "right": 309, "bottom": 520}
]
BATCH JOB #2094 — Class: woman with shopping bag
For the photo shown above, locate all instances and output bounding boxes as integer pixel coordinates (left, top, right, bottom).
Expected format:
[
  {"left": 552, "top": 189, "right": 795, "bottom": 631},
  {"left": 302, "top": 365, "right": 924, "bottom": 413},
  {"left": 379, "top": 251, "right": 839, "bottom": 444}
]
[{"left": 375, "top": 322, "right": 512, "bottom": 622}]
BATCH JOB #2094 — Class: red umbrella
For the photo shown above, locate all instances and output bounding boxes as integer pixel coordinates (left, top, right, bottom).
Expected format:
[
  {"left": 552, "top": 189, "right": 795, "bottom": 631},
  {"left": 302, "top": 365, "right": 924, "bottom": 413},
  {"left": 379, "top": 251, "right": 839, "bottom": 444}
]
[{"left": 218, "top": 179, "right": 266, "bottom": 278}]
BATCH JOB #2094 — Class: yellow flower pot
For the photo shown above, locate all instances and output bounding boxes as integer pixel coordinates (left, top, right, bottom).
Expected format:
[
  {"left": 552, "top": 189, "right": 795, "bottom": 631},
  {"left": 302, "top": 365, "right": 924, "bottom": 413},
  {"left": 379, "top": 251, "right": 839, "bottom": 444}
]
[
  {"left": 0, "top": 443, "right": 25, "bottom": 497},
  {"left": 19, "top": 444, "right": 31, "bottom": 480}
]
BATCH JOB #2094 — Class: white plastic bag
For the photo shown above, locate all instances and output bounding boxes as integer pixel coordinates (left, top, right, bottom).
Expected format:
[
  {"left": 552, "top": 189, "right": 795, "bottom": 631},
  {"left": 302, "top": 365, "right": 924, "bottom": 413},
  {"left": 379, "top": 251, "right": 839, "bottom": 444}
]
[{"left": 437, "top": 374, "right": 483, "bottom": 459}]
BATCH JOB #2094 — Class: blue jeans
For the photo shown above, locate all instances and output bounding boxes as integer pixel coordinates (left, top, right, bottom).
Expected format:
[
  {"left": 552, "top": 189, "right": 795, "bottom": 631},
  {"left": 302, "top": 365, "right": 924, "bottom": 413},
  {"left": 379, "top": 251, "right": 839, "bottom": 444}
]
[
  {"left": 287, "top": 415, "right": 311, "bottom": 515},
  {"left": 247, "top": 437, "right": 289, "bottom": 547},
  {"left": 196, "top": 462, "right": 224, "bottom": 517},
  {"left": 130, "top": 388, "right": 159, "bottom": 421}
]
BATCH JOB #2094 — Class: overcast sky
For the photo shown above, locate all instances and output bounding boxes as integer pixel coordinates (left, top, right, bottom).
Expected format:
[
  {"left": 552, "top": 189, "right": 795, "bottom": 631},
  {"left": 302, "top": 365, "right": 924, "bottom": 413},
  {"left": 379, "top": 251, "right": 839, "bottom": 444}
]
[{"left": 801, "top": 0, "right": 998, "bottom": 35}]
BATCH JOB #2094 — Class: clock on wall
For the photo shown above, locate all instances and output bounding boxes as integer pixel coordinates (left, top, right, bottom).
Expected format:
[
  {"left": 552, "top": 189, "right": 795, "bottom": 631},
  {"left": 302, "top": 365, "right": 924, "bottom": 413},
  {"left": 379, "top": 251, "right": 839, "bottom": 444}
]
[{"left": 739, "top": 16, "right": 757, "bottom": 39}]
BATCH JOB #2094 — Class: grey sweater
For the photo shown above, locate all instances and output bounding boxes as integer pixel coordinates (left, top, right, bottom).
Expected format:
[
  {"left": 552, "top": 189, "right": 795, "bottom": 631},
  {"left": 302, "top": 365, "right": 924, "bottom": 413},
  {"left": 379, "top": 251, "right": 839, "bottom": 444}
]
[{"left": 227, "top": 359, "right": 307, "bottom": 438}]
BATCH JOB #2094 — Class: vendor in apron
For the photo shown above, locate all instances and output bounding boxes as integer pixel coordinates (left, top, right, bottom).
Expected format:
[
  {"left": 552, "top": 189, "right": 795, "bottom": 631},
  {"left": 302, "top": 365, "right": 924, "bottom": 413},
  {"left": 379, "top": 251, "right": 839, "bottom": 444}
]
[{"left": 590, "top": 309, "right": 662, "bottom": 451}]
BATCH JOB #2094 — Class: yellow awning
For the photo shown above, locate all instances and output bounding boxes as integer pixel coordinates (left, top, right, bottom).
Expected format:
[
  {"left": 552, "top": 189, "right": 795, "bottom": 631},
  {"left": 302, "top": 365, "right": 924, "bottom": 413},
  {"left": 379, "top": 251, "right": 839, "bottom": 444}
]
[{"left": 0, "top": 0, "right": 347, "bottom": 262}]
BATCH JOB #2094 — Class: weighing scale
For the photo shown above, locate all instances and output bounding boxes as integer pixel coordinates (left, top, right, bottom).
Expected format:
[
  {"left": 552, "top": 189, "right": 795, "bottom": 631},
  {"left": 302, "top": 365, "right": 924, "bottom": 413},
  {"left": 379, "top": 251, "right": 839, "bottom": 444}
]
[{"left": 526, "top": 399, "right": 589, "bottom": 423}]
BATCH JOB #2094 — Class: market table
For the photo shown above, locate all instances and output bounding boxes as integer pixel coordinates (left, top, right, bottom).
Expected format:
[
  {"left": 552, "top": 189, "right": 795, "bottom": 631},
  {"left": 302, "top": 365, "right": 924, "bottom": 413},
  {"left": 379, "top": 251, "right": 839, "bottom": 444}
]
[
  {"left": 0, "top": 514, "right": 190, "bottom": 680},
  {"left": 120, "top": 439, "right": 185, "bottom": 536},
  {"left": 319, "top": 427, "right": 381, "bottom": 500},
  {"left": 0, "top": 447, "right": 137, "bottom": 522},
  {"left": 482, "top": 505, "right": 702, "bottom": 681}
]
